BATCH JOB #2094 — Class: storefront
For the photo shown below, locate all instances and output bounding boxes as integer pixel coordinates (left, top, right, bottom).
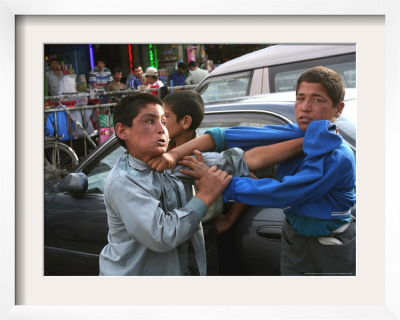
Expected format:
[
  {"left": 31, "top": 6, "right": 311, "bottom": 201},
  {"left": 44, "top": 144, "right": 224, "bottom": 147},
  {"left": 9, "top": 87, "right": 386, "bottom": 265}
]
[
  {"left": 44, "top": 43, "right": 270, "bottom": 90},
  {"left": 203, "top": 44, "right": 269, "bottom": 67}
]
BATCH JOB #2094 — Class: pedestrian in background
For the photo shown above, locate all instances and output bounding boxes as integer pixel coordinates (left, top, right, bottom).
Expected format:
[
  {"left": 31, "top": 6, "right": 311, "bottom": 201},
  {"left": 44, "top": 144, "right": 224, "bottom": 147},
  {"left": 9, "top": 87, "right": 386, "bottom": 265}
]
[
  {"left": 105, "top": 67, "right": 127, "bottom": 92},
  {"left": 125, "top": 64, "right": 147, "bottom": 89},
  {"left": 46, "top": 58, "right": 64, "bottom": 96},
  {"left": 144, "top": 67, "right": 168, "bottom": 98},
  {"left": 89, "top": 59, "right": 113, "bottom": 90},
  {"left": 185, "top": 61, "right": 209, "bottom": 85},
  {"left": 169, "top": 62, "right": 187, "bottom": 87}
]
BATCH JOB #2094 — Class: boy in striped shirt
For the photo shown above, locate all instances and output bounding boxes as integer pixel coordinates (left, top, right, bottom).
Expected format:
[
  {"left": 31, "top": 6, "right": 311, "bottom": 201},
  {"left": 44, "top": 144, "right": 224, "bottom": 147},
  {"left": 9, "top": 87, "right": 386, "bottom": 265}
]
[{"left": 89, "top": 59, "right": 113, "bottom": 90}]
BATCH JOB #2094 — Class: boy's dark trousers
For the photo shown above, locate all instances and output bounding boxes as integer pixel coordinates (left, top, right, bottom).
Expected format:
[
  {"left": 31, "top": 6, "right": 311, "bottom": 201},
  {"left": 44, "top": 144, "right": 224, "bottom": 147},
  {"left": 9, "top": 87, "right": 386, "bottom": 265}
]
[
  {"left": 202, "top": 220, "right": 220, "bottom": 275},
  {"left": 280, "top": 217, "right": 356, "bottom": 276}
]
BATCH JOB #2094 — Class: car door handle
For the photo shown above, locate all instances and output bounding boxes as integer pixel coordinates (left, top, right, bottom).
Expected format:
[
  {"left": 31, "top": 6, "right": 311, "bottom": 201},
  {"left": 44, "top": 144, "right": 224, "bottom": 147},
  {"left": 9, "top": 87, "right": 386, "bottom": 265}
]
[{"left": 256, "top": 226, "right": 281, "bottom": 241}]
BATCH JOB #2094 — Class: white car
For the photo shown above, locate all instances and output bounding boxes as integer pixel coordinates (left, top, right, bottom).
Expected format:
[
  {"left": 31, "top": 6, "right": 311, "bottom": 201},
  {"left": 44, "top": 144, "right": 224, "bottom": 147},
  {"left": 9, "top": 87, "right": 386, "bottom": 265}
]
[{"left": 196, "top": 44, "right": 356, "bottom": 104}]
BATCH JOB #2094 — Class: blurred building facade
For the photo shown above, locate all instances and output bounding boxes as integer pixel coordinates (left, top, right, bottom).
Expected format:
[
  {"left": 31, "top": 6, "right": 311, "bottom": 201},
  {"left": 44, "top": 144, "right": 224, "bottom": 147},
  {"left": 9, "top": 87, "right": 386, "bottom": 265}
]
[{"left": 45, "top": 44, "right": 270, "bottom": 89}]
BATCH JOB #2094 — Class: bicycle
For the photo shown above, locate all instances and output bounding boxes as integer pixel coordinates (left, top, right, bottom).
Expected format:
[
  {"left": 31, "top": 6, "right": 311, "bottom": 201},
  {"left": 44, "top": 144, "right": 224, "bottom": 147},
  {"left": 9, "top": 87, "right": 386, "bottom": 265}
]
[
  {"left": 44, "top": 135, "right": 79, "bottom": 183},
  {"left": 44, "top": 95, "right": 103, "bottom": 183},
  {"left": 44, "top": 102, "right": 82, "bottom": 184},
  {"left": 43, "top": 89, "right": 138, "bottom": 183}
]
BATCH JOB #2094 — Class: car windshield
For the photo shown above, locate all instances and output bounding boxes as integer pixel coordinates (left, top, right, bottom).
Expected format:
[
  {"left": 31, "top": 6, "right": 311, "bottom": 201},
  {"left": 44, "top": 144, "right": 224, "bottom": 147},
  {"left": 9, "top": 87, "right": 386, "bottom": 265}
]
[
  {"left": 197, "top": 71, "right": 252, "bottom": 103},
  {"left": 85, "top": 144, "right": 125, "bottom": 193}
]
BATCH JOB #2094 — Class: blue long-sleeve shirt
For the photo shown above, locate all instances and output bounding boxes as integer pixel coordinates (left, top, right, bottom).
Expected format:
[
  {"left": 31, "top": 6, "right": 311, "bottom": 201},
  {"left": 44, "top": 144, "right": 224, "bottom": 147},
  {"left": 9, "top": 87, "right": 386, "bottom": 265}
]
[
  {"left": 206, "top": 120, "right": 356, "bottom": 236},
  {"left": 125, "top": 74, "right": 143, "bottom": 89}
]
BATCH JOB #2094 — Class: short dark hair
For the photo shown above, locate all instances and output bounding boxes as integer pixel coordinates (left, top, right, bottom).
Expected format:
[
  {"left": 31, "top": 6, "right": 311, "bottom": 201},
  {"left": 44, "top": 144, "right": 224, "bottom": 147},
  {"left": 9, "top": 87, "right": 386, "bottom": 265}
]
[
  {"left": 188, "top": 61, "right": 197, "bottom": 68},
  {"left": 177, "top": 62, "right": 187, "bottom": 70},
  {"left": 163, "top": 91, "right": 204, "bottom": 131},
  {"left": 97, "top": 58, "right": 106, "bottom": 64},
  {"left": 112, "top": 67, "right": 122, "bottom": 74},
  {"left": 49, "top": 58, "right": 59, "bottom": 64},
  {"left": 296, "top": 66, "right": 345, "bottom": 107},
  {"left": 133, "top": 64, "right": 142, "bottom": 70},
  {"left": 113, "top": 93, "right": 163, "bottom": 149}
]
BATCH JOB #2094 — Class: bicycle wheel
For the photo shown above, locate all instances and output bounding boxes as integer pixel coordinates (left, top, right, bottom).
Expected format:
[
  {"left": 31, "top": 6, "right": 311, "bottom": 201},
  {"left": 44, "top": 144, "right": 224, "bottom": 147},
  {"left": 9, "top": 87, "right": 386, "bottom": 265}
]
[{"left": 44, "top": 141, "right": 79, "bottom": 183}]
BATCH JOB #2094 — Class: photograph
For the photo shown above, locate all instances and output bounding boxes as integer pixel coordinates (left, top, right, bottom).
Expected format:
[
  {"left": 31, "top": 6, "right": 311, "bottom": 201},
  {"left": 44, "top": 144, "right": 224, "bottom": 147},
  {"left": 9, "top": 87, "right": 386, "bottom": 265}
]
[{"left": 43, "top": 42, "right": 357, "bottom": 278}]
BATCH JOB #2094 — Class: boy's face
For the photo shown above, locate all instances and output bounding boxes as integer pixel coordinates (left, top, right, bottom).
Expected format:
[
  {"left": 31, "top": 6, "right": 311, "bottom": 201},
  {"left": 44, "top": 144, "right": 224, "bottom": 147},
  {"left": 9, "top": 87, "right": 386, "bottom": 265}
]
[
  {"left": 113, "top": 72, "right": 123, "bottom": 82},
  {"left": 49, "top": 61, "right": 59, "bottom": 71},
  {"left": 117, "top": 103, "right": 168, "bottom": 162},
  {"left": 295, "top": 82, "right": 344, "bottom": 131},
  {"left": 97, "top": 61, "right": 105, "bottom": 71},
  {"left": 134, "top": 67, "right": 143, "bottom": 77},
  {"left": 146, "top": 76, "right": 156, "bottom": 85},
  {"left": 163, "top": 104, "right": 182, "bottom": 140}
]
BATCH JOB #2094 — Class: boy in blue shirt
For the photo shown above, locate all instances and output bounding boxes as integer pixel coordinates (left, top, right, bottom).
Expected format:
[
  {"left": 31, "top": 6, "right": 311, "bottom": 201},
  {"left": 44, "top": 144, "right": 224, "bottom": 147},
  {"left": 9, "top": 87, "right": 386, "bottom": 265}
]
[{"left": 148, "top": 66, "right": 356, "bottom": 276}]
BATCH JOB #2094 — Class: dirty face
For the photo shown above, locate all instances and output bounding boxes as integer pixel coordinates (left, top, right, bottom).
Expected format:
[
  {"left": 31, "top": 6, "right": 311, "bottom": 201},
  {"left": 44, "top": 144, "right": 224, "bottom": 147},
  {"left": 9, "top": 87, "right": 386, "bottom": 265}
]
[
  {"left": 116, "top": 103, "right": 168, "bottom": 162},
  {"left": 295, "top": 82, "right": 344, "bottom": 131}
]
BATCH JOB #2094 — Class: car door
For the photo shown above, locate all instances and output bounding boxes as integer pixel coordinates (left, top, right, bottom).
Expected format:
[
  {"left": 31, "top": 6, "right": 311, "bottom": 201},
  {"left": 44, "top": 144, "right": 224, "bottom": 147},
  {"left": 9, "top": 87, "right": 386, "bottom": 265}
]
[
  {"left": 44, "top": 143, "right": 125, "bottom": 275},
  {"left": 198, "top": 109, "right": 291, "bottom": 275}
]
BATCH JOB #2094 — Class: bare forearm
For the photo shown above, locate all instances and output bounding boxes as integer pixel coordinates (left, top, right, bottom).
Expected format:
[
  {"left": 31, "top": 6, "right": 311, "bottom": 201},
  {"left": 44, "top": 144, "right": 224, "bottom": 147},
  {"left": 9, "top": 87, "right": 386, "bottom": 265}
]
[
  {"left": 225, "top": 202, "right": 248, "bottom": 224},
  {"left": 214, "top": 202, "right": 248, "bottom": 235},
  {"left": 148, "top": 135, "right": 216, "bottom": 172},
  {"left": 243, "top": 138, "right": 304, "bottom": 171},
  {"left": 169, "top": 134, "right": 216, "bottom": 162}
]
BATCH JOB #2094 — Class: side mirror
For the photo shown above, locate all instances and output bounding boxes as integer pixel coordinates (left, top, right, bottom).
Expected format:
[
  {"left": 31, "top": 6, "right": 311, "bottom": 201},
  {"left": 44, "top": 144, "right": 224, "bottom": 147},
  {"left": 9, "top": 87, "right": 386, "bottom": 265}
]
[{"left": 56, "top": 172, "right": 88, "bottom": 193}]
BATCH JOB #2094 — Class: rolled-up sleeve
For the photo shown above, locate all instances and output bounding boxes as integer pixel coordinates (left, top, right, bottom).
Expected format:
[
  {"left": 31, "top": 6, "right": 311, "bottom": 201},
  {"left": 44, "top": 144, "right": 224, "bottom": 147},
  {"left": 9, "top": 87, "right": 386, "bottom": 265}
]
[{"left": 204, "top": 128, "right": 226, "bottom": 152}]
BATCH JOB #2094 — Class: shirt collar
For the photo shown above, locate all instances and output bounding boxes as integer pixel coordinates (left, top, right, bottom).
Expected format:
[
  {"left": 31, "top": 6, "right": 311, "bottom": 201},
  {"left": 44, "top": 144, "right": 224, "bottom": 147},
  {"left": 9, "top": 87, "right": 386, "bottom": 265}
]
[{"left": 127, "top": 154, "right": 150, "bottom": 171}]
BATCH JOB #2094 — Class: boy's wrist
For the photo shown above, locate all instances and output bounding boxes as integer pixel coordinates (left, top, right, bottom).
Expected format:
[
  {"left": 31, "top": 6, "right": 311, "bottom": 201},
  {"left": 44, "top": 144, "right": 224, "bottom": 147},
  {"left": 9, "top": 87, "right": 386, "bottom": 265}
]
[
  {"left": 168, "top": 149, "right": 180, "bottom": 167},
  {"left": 195, "top": 191, "right": 215, "bottom": 208}
]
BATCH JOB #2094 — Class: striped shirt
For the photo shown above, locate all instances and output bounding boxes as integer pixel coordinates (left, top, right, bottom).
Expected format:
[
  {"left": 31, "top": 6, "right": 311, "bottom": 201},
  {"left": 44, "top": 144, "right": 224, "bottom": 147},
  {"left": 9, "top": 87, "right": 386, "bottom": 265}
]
[{"left": 89, "top": 67, "right": 113, "bottom": 89}]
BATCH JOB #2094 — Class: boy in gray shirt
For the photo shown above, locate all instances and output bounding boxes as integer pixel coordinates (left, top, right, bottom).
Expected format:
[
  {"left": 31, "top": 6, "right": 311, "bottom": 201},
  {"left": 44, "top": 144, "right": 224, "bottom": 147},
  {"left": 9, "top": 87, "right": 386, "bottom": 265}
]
[{"left": 99, "top": 93, "right": 244, "bottom": 275}]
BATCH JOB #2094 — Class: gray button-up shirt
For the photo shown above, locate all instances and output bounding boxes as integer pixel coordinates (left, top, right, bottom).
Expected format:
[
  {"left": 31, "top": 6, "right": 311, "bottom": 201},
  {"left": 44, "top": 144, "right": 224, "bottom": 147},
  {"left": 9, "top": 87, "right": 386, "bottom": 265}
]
[
  {"left": 46, "top": 69, "right": 64, "bottom": 96},
  {"left": 99, "top": 148, "right": 249, "bottom": 276}
]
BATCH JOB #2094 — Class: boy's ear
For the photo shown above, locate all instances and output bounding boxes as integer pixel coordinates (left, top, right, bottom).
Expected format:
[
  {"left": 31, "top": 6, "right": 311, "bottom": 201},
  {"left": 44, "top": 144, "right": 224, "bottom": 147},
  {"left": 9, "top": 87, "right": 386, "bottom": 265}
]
[
  {"left": 181, "top": 115, "right": 193, "bottom": 130},
  {"left": 115, "top": 123, "right": 129, "bottom": 140},
  {"left": 335, "top": 102, "right": 345, "bottom": 118}
]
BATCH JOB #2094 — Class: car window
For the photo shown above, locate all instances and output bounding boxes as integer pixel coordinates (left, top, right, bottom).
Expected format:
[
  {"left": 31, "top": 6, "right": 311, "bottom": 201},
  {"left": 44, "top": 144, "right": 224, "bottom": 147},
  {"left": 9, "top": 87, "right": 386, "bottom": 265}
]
[
  {"left": 197, "top": 71, "right": 252, "bottom": 103},
  {"left": 270, "top": 53, "right": 356, "bottom": 92},
  {"left": 85, "top": 144, "right": 125, "bottom": 194}
]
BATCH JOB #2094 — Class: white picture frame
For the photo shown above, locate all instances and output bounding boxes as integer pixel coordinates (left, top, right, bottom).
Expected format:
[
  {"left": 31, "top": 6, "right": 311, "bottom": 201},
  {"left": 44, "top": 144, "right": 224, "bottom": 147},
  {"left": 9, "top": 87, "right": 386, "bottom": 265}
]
[{"left": 1, "top": 1, "right": 399, "bottom": 319}]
